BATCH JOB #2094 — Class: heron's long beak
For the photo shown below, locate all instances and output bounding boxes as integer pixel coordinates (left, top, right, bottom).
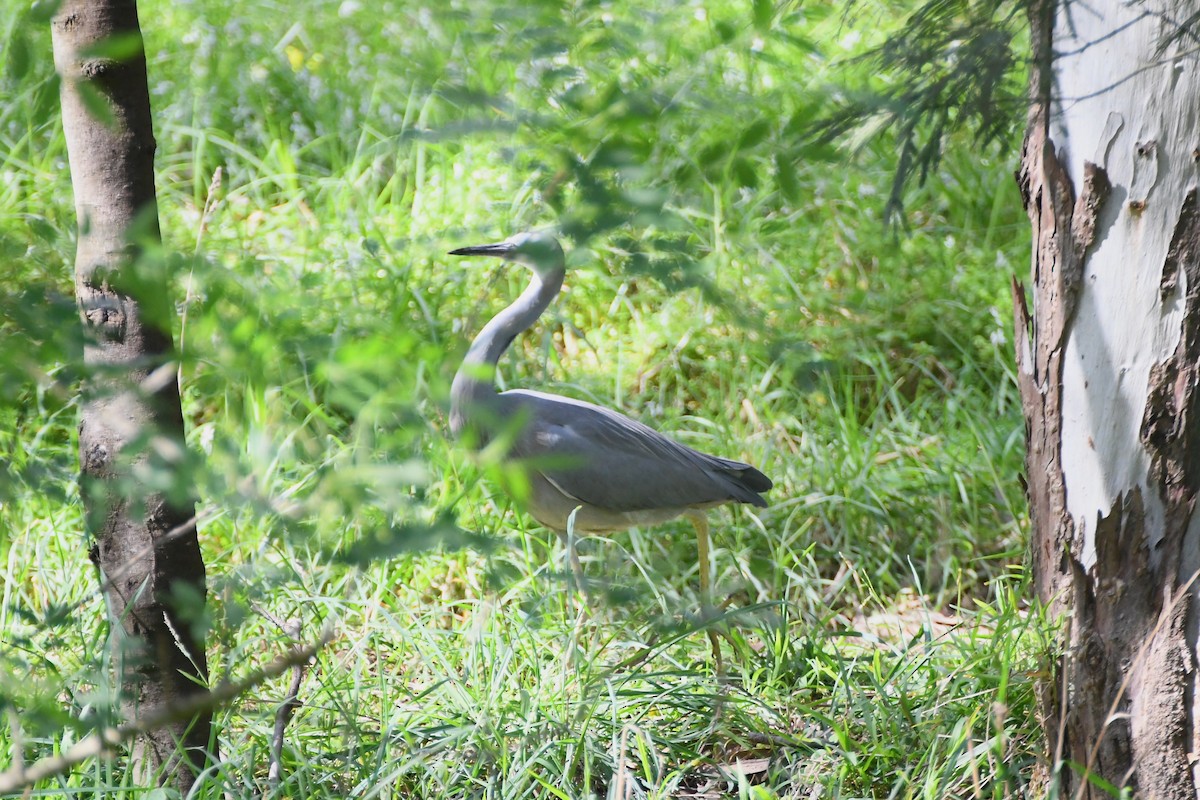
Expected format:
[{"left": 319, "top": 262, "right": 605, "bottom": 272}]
[{"left": 448, "top": 241, "right": 515, "bottom": 258}]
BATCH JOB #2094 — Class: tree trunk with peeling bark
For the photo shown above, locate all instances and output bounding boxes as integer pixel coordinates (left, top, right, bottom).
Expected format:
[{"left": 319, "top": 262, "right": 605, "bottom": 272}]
[
  {"left": 1016, "top": 0, "right": 1200, "bottom": 794},
  {"left": 51, "top": 0, "right": 211, "bottom": 791}
]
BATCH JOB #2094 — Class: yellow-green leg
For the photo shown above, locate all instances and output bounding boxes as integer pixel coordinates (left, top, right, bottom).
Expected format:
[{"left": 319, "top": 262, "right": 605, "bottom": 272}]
[
  {"left": 562, "top": 507, "right": 590, "bottom": 610},
  {"left": 564, "top": 532, "right": 587, "bottom": 598},
  {"left": 686, "top": 510, "right": 723, "bottom": 672}
]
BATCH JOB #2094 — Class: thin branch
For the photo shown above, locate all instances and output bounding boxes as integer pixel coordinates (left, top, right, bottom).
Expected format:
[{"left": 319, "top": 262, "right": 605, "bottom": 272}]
[
  {"left": 253, "top": 608, "right": 308, "bottom": 794},
  {"left": 0, "top": 628, "right": 334, "bottom": 794},
  {"left": 267, "top": 650, "right": 308, "bottom": 792}
]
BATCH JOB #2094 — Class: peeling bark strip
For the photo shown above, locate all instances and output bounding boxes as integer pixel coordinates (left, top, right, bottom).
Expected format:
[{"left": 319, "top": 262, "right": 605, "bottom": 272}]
[
  {"left": 1013, "top": 138, "right": 1102, "bottom": 616},
  {"left": 1143, "top": 189, "right": 1200, "bottom": 507},
  {"left": 1014, "top": 128, "right": 1113, "bottom": 796},
  {"left": 51, "top": 1, "right": 210, "bottom": 790},
  {"left": 1071, "top": 163, "right": 1111, "bottom": 265},
  {"left": 1013, "top": 2, "right": 1075, "bottom": 771},
  {"left": 1137, "top": 188, "right": 1200, "bottom": 800}
]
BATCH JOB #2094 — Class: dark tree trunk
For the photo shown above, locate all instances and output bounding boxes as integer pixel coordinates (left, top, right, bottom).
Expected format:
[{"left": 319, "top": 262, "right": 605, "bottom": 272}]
[
  {"left": 1016, "top": 0, "right": 1200, "bottom": 795},
  {"left": 51, "top": 1, "right": 211, "bottom": 790}
]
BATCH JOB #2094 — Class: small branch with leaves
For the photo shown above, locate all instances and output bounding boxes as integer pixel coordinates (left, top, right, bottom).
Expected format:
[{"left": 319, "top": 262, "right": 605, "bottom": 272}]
[
  {"left": 254, "top": 605, "right": 312, "bottom": 794},
  {"left": 0, "top": 628, "right": 334, "bottom": 795}
]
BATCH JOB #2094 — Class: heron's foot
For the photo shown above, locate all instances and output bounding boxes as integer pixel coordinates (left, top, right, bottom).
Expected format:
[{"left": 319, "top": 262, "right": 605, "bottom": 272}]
[{"left": 700, "top": 597, "right": 743, "bottom": 677}]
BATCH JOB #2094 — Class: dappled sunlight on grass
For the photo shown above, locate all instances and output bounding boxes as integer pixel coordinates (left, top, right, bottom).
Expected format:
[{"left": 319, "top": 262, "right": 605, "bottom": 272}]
[{"left": 0, "top": 0, "right": 1041, "bottom": 796}]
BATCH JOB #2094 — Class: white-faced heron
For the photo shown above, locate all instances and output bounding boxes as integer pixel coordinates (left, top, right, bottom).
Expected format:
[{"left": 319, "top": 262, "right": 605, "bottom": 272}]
[{"left": 448, "top": 231, "right": 772, "bottom": 641}]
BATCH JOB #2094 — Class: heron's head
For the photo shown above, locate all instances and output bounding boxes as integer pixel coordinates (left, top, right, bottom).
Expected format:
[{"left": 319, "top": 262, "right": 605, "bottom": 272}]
[{"left": 449, "top": 231, "right": 565, "bottom": 276}]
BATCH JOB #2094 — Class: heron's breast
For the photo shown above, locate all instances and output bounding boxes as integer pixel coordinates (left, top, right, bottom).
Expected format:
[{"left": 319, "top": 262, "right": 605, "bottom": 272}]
[{"left": 523, "top": 472, "right": 707, "bottom": 533}]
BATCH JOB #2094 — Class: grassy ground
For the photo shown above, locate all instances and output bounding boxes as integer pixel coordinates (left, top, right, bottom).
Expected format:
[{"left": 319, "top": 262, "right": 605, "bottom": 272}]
[{"left": 1, "top": 1, "right": 1047, "bottom": 797}]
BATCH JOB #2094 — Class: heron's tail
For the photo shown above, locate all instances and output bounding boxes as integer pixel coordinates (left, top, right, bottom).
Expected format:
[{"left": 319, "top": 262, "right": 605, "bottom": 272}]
[{"left": 710, "top": 457, "right": 773, "bottom": 507}]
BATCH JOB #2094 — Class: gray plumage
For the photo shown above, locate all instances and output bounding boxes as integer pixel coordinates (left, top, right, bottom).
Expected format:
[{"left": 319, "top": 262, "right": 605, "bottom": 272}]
[{"left": 448, "top": 231, "right": 771, "bottom": 537}]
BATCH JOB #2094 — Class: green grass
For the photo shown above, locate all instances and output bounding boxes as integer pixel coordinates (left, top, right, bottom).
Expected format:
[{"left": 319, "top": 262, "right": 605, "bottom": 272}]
[{"left": 0, "top": 0, "right": 1048, "bottom": 797}]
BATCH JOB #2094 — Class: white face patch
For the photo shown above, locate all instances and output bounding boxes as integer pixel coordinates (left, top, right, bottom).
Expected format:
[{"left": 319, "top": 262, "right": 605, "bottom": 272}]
[{"left": 504, "top": 232, "right": 565, "bottom": 276}]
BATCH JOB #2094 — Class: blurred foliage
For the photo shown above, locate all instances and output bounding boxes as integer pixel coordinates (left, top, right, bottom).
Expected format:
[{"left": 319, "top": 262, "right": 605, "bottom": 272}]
[{"left": 811, "top": 0, "right": 1026, "bottom": 221}]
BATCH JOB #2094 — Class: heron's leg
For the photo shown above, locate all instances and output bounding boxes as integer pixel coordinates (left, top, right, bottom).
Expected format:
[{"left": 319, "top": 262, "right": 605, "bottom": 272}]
[
  {"left": 686, "top": 510, "right": 722, "bottom": 671},
  {"left": 562, "top": 507, "right": 590, "bottom": 605},
  {"left": 689, "top": 511, "right": 711, "bottom": 597},
  {"left": 565, "top": 533, "right": 587, "bottom": 598}
]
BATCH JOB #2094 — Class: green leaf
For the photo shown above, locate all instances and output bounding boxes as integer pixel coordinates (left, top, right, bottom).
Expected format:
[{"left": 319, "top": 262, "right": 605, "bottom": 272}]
[
  {"left": 28, "top": 0, "right": 62, "bottom": 23},
  {"left": 733, "top": 157, "right": 759, "bottom": 189},
  {"left": 81, "top": 32, "right": 145, "bottom": 63},
  {"left": 753, "top": 0, "right": 774, "bottom": 32},
  {"left": 774, "top": 153, "right": 800, "bottom": 202},
  {"left": 145, "top": 789, "right": 182, "bottom": 800},
  {"left": 737, "top": 118, "right": 772, "bottom": 151},
  {"left": 75, "top": 80, "right": 117, "bottom": 129},
  {"left": 698, "top": 141, "right": 728, "bottom": 172},
  {"left": 7, "top": 29, "right": 30, "bottom": 80},
  {"left": 26, "top": 216, "right": 59, "bottom": 244}
]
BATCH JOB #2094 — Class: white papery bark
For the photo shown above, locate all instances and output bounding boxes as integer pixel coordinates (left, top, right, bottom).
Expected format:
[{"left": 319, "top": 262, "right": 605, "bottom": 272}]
[{"left": 1053, "top": 2, "right": 1194, "bottom": 570}]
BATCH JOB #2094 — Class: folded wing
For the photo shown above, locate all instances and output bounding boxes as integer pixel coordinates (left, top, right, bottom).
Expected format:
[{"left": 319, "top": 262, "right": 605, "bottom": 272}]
[{"left": 498, "top": 389, "right": 771, "bottom": 513}]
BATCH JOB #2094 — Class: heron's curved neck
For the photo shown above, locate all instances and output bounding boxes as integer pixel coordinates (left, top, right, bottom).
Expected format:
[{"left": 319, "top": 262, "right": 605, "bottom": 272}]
[{"left": 451, "top": 267, "right": 564, "bottom": 435}]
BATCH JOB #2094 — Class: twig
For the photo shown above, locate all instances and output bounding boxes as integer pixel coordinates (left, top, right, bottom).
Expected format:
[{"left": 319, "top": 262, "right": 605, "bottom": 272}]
[
  {"left": 0, "top": 627, "right": 334, "bottom": 794},
  {"left": 741, "top": 730, "right": 813, "bottom": 750},
  {"left": 256, "top": 609, "right": 308, "bottom": 794},
  {"left": 266, "top": 654, "right": 308, "bottom": 792},
  {"left": 609, "top": 633, "right": 660, "bottom": 673},
  {"left": 6, "top": 708, "right": 22, "bottom": 783}
]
